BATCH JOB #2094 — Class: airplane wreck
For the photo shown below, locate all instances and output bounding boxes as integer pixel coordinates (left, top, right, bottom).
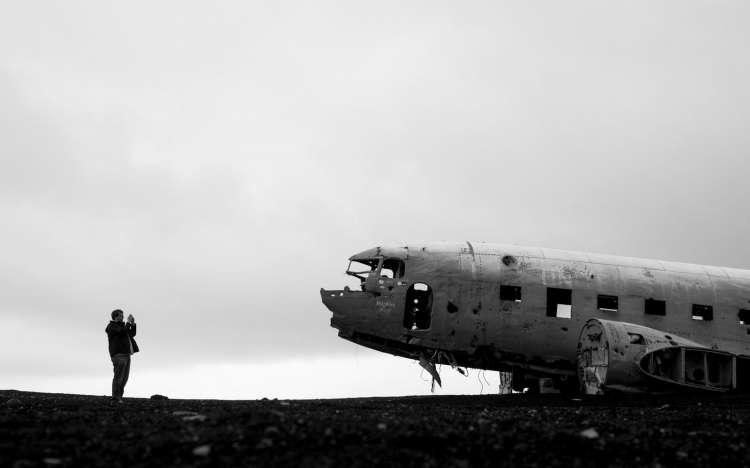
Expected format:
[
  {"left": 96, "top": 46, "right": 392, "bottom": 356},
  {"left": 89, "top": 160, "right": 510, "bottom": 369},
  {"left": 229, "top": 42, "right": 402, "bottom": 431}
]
[{"left": 320, "top": 242, "right": 750, "bottom": 394}]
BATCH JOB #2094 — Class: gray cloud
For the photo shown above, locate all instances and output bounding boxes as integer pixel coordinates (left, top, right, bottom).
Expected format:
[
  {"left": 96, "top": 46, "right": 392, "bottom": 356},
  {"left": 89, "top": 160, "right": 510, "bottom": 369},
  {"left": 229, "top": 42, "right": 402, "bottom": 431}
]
[{"left": 1, "top": 1, "right": 750, "bottom": 377}]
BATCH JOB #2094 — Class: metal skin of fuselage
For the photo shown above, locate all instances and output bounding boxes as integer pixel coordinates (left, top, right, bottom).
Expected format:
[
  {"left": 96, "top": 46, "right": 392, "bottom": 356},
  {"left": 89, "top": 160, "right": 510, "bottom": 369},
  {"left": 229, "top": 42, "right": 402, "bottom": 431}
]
[{"left": 320, "top": 242, "right": 750, "bottom": 392}]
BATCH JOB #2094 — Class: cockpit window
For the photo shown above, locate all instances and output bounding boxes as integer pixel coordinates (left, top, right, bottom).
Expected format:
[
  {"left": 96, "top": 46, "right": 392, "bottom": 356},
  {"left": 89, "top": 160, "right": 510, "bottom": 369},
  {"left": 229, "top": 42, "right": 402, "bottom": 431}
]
[
  {"left": 346, "top": 257, "right": 405, "bottom": 281},
  {"left": 381, "top": 258, "right": 406, "bottom": 279},
  {"left": 346, "top": 258, "right": 380, "bottom": 282}
]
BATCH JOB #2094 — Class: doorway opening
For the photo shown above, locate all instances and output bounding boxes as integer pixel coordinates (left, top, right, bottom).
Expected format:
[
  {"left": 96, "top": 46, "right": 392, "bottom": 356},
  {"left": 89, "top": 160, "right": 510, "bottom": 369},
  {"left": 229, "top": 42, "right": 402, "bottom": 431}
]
[{"left": 404, "top": 283, "right": 433, "bottom": 330}]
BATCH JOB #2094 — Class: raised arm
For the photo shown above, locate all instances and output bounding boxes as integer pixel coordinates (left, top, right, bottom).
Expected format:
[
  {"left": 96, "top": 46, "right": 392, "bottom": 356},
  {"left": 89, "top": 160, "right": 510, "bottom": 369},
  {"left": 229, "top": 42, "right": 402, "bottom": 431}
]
[{"left": 106, "top": 322, "right": 127, "bottom": 336}]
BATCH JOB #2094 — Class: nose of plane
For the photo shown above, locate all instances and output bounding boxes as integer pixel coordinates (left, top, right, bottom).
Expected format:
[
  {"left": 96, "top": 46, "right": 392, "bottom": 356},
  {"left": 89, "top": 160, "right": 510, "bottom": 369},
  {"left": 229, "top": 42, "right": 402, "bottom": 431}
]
[
  {"left": 320, "top": 287, "right": 375, "bottom": 338},
  {"left": 320, "top": 288, "right": 345, "bottom": 317}
]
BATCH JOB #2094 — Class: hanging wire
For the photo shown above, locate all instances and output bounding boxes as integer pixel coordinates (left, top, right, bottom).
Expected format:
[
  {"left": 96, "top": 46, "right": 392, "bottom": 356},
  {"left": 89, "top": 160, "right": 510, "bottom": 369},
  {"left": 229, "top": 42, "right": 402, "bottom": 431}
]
[{"left": 482, "top": 369, "right": 491, "bottom": 389}]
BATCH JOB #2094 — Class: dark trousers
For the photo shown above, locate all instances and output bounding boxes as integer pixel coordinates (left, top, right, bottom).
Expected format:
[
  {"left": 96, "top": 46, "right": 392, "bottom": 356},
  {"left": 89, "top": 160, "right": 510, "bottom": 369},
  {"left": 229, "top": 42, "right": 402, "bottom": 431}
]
[{"left": 111, "top": 354, "right": 131, "bottom": 399}]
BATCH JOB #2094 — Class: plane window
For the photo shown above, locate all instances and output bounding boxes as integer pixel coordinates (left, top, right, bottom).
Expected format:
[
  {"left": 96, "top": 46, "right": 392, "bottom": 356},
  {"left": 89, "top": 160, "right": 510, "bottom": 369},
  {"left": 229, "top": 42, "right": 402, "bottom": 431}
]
[
  {"left": 691, "top": 304, "right": 713, "bottom": 321},
  {"left": 645, "top": 298, "right": 666, "bottom": 316},
  {"left": 738, "top": 309, "right": 750, "bottom": 325},
  {"left": 628, "top": 333, "right": 645, "bottom": 345},
  {"left": 500, "top": 285, "right": 522, "bottom": 302},
  {"left": 381, "top": 258, "right": 405, "bottom": 279},
  {"left": 597, "top": 295, "right": 618, "bottom": 312},
  {"left": 346, "top": 259, "right": 379, "bottom": 281},
  {"left": 547, "top": 288, "right": 572, "bottom": 319}
]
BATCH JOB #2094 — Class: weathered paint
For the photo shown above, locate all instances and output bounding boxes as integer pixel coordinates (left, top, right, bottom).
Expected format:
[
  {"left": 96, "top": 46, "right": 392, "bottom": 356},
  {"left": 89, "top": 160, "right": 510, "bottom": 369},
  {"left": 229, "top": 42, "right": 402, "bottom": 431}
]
[{"left": 321, "top": 242, "right": 750, "bottom": 391}]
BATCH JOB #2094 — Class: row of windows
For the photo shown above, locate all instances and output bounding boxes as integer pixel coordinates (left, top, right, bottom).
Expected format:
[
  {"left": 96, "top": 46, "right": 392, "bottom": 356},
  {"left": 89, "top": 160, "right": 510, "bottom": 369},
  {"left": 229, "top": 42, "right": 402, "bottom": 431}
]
[{"left": 499, "top": 284, "right": 750, "bottom": 324}]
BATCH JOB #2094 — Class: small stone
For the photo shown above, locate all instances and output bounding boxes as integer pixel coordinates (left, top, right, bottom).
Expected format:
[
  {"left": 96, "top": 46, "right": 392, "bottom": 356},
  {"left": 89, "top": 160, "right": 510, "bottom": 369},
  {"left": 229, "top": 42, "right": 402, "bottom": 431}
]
[
  {"left": 150, "top": 394, "right": 169, "bottom": 400},
  {"left": 264, "top": 425, "right": 280, "bottom": 435},
  {"left": 579, "top": 428, "right": 599, "bottom": 439},
  {"left": 42, "top": 458, "right": 62, "bottom": 465},
  {"left": 183, "top": 414, "right": 207, "bottom": 422},
  {"left": 255, "top": 437, "right": 274, "bottom": 449},
  {"left": 192, "top": 445, "right": 211, "bottom": 457},
  {"left": 171, "top": 410, "right": 206, "bottom": 422},
  {"left": 451, "top": 459, "right": 470, "bottom": 468},
  {"left": 676, "top": 451, "right": 688, "bottom": 460},
  {"left": 7, "top": 398, "right": 22, "bottom": 408},
  {"left": 376, "top": 423, "right": 387, "bottom": 431}
]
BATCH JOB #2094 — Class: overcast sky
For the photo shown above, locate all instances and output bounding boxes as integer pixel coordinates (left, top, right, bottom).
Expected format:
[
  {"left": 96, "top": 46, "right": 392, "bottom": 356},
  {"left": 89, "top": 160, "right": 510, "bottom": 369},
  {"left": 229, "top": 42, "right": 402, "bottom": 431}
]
[{"left": 2, "top": 1, "right": 749, "bottom": 398}]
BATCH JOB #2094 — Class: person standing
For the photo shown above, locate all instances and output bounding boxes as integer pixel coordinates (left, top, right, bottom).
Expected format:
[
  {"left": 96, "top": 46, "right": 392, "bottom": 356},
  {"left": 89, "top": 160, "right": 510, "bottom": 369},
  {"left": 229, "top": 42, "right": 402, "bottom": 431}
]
[{"left": 105, "top": 309, "right": 139, "bottom": 402}]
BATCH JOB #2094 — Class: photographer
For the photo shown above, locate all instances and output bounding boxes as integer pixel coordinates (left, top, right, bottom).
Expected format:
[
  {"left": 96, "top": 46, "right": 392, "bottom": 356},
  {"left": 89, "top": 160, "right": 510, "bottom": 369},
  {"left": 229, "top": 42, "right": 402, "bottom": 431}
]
[{"left": 105, "top": 309, "right": 139, "bottom": 402}]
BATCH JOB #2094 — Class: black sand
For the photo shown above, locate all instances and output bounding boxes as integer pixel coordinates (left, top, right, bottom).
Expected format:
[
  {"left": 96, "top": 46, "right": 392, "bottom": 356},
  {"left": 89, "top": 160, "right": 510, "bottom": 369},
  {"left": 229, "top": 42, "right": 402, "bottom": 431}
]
[{"left": 2, "top": 390, "right": 749, "bottom": 467}]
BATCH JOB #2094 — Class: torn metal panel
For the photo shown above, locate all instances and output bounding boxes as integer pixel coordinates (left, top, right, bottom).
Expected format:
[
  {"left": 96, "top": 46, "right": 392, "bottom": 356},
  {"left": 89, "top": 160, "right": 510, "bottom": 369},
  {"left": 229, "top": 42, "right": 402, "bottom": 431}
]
[
  {"left": 418, "top": 353, "right": 442, "bottom": 391},
  {"left": 574, "top": 319, "right": 739, "bottom": 394}
]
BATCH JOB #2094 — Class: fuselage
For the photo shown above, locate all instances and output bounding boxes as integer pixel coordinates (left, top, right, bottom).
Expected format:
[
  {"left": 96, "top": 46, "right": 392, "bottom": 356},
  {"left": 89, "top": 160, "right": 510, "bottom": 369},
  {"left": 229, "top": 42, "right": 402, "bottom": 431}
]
[{"left": 321, "top": 242, "right": 750, "bottom": 382}]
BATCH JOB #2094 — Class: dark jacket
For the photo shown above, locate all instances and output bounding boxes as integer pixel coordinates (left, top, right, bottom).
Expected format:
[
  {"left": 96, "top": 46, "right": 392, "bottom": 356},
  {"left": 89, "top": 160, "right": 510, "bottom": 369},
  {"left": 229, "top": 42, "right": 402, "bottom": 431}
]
[{"left": 105, "top": 321, "right": 139, "bottom": 357}]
